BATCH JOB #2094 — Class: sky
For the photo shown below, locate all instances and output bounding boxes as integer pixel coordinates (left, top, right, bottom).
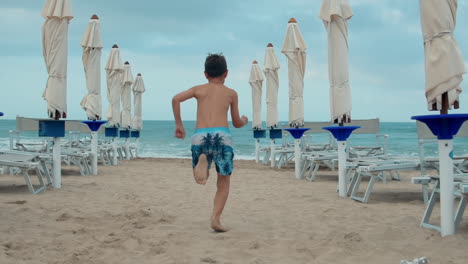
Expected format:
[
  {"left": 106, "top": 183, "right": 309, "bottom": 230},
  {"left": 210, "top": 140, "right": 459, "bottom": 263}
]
[{"left": 1, "top": 0, "right": 468, "bottom": 122}]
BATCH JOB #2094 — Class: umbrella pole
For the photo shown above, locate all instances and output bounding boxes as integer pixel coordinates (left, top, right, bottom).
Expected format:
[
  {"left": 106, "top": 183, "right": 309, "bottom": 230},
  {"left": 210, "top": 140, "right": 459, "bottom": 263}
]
[
  {"left": 285, "top": 128, "right": 310, "bottom": 179},
  {"left": 439, "top": 139, "right": 455, "bottom": 236},
  {"left": 270, "top": 139, "right": 276, "bottom": 168},
  {"left": 112, "top": 137, "right": 118, "bottom": 165},
  {"left": 255, "top": 139, "right": 260, "bottom": 163},
  {"left": 52, "top": 137, "right": 61, "bottom": 188},
  {"left": 126, "top": 138, "right": 130, "bottom": 160},
  {"left": 294, "top": 139, "right": 301, "bottom": 179},
  {"left": 91, "top": 131, "right": 98, "bottom": 175},
  {"left": 337, "top": 140, "right": 348, "bottom": 197},
  {"left": 323, "top": 126, "right": 360, "bottom": 197},
  {"left": 136, "top": 138, "right": 140, "bottom": 158}
]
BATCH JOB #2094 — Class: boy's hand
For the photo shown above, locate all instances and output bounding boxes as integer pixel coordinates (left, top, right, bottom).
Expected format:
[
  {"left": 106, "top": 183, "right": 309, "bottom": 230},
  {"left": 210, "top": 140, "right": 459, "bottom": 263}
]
[
  {"left": 241, "top": 115, "right": 248, "bottom": 126},
  {"left": 175, "top": 126, "right": 186, "bottom": 139}
]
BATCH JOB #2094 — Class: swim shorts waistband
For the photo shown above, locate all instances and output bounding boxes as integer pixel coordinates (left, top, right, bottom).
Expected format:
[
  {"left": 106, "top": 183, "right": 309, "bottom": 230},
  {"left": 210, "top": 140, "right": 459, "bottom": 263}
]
[{"left": 193, "top": 127, "right": 231, "bottom": 135}]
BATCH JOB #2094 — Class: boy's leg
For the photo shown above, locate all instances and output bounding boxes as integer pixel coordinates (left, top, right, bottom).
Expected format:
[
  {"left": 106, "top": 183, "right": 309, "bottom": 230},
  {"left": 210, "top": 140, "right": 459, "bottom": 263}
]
[
  {"left": 211, "top": 174, "right": 230, "bottom": 232},
  {"left": 193, "top": 154, "right": 209, "bottom": 185}
]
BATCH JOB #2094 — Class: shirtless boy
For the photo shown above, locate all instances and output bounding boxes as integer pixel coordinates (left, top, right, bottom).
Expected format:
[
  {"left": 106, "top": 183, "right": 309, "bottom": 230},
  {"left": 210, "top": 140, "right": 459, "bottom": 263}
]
[{"left": 172, "top": 53, "right": 248, "bottom": 232}]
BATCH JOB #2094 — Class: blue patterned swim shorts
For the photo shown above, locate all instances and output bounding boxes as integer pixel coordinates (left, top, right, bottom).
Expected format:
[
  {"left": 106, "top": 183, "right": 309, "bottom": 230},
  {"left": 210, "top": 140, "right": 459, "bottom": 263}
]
[{"left": 191, "top": 127, "right": 234, "bottom": 176}]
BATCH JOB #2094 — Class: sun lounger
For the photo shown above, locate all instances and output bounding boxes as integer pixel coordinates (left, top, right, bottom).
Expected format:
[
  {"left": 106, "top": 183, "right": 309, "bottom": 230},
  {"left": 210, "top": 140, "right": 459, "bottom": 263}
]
[
  {"left": 301, "top": 119, "right": 388, "bottom": 180},
  {"left": 417, "top": 121, "right": 468, "bottom": 176},
  {"left": 0, "top": 151, "right": 51, "bottom": 194},
  {"left": 348, "top": 157, "right": 420, "bottom": 203},
  {"left": 419, "top": 175, "right": 468, "bottom": 232}
]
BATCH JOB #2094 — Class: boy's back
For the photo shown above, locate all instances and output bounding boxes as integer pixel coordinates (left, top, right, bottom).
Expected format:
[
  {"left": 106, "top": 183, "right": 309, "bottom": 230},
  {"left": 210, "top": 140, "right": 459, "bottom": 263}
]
[{"left": 193, "top": 83, "right": 235, "bottom": 129}]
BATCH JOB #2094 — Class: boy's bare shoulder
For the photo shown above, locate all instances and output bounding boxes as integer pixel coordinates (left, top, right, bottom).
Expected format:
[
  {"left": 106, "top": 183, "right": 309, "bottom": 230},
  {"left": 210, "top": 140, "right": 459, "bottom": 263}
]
[
  {"left": 192, "top": 84, "right": 209, "bottom": 90},
  {"left": 223, "top": 85, "right": 237, "bottom": 96}
]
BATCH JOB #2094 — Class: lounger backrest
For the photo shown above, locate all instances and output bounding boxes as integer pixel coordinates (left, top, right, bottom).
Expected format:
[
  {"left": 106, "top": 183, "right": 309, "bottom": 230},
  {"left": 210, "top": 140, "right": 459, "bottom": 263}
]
[
  {"left": 416, "top": 121, "right": 468, "bottom": 139},
  {"left": 16, "top": 116, "right": 105, "bottom": 133}
]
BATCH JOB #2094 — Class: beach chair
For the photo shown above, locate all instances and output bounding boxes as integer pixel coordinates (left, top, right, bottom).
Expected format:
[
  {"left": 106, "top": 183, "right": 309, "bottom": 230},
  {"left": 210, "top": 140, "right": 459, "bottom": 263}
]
[
  {"left": 416, "top": 121, "right": 468, "bottom": 176},
  {"left": 348, "top": 157, "right": 420, "bottom": 203},
  {"left": 0, "top": 151, "right": 52, "bottom": 194},
  {"left": 346, "top": 118, "right": 388, "bottom": 158},
  {"left": 14, "top": 117, "right": 104, "bottom": 175},
  {"left": 271, "top": 122, "right": 336, "bottom": 170},
  {"left": 302, "top": 118, "right": 388, "bottom": 181},
  {"left": 419, "top": 177, "right": 468, "bottom": 232}
]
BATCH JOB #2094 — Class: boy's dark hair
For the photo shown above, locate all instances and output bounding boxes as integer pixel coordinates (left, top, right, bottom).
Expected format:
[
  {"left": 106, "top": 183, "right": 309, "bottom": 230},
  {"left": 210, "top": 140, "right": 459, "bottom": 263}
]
[{"left": 204, "top": 53, "right": 227, "bottom": 78}]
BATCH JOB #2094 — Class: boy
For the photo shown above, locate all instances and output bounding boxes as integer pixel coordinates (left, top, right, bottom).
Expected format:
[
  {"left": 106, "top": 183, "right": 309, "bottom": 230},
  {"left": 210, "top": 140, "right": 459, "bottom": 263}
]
[{"left": 172, "top": 53, "right": 248, "bottom": 232}]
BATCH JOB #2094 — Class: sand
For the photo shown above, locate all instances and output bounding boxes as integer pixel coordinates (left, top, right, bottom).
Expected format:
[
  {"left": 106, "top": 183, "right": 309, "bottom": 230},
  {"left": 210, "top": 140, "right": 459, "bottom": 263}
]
[{"left": 0, "top": 158, "right": 467, "bottom": 264}]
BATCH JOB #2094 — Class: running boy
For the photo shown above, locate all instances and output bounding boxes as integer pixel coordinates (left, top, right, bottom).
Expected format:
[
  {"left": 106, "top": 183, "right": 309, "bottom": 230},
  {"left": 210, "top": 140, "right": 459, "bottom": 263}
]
[{"left": 172, "top": 53, "right": 248, "bottom": 232}]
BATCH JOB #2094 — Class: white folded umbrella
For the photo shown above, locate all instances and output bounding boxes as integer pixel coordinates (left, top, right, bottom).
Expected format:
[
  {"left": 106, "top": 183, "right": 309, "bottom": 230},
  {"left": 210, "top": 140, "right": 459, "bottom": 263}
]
[
  {"left": 420, "top": 0, "right": 465, "bottom": 110},
  {"left": 41, "top": 0, "right": 73, "bottom": 119},
  {"left": 320, "top": 0, "right": 353, "bottom": 123},
  {"left": 281, "top": 18, "right": 307, "bottom": 127},
  {"left": 80, "top": 15, "right": 102, "bottom": 120},
  {"left": 264, "top": 43, "right": 280, "bottom": 129},
  {"left": 105, "top": 45, "right": 123, "bottom": 127},
  {"left": 132, "top": 74, "right": 146, "bottom": 131},
  {"left": 249, "top": 61, "right": 264, "bottom": 130},
  {"left": 120, "top": 62, "right": 134, "bottom": 129}
]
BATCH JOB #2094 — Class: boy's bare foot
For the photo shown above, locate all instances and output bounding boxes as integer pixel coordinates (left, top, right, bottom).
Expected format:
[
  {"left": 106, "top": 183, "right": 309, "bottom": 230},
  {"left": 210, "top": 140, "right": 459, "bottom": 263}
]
[
  {"left": 194, "top": 154, "right": 208, "bottom": 184},
  {"left": 210, "top": 218, "right": 228, "bottom": 232}
]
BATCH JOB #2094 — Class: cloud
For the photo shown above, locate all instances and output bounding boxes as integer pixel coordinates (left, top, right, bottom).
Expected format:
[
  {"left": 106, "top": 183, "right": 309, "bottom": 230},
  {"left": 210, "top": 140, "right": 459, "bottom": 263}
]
[{"left": 382, "top": 8, "right": 404, "bottom": 24}]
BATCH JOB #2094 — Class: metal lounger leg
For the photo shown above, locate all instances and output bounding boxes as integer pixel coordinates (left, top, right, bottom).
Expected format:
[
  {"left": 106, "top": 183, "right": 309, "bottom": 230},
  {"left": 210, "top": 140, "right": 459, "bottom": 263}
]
[
  {"left": 347, "top": 170, "right": 357, "bottom": 196},
  {"left": 421, "top": 181, "right": 442, "bottom": 232},
  {"left": 40, "top": 160, "right": 53, "bottom": 185},
  {"left": 350, "top": 170, "right": 363, "bottom": 201},
  {"left": 23, "top": 168, "right": 46, "bottom": 194},
  {"left": 362, "top": 174, "right": 379, "bottom": 203},
  {"left": 310, "top": 162, "right": 320, "bottom": 181},
  {"left": 351, "top": 171, "right": 378, "bottom": 203},
  {"left": 422, "top": 183, "right": 430, "bottom": 204},
  {"left": 454, "top": 193, "right": 467, "bottom": 231}
]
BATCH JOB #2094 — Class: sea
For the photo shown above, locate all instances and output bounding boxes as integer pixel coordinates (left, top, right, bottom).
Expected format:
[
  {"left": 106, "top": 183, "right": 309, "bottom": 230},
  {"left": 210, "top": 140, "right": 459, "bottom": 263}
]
[{"left": 1, "top": 120, "right": 468, "bottom": 159}]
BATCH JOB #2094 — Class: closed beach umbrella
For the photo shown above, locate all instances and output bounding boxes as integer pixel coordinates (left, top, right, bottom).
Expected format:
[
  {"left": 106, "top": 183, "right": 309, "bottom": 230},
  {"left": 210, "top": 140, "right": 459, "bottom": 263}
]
[
  {"left": 121, "top": 62, "right": 134, "bottom": 129},
  {"left": 320, "top": 0, "right": 356, "bottom": 198},
  {"left": 41, "top": 0, "right": 73, "bottom": 119},
  {"left": 105, "top": 45, "right": 123, "bottom": 127},
  {"left": 264, "top": 43, "right": 280, "bottom": 129},
  {"left": 249, "top": 60, "right": 264, "bottom": 130},
  {"left": 415, "top": 0, "right": 466, "bottom": 237},
  {"left": 80, "top": 14, "right": 102, "bottom": 120},
  {"left": 420, "top": 0, "right": 465, "bottom": 111},
  {"left": 320, "top": 0, "right": 353, "bottom": 123},
  {"left": 281, "top": 18, "right": 307, "bottom": 128},
  {"left": 132, "top": 73, "right": 146, "bottom": 131}
]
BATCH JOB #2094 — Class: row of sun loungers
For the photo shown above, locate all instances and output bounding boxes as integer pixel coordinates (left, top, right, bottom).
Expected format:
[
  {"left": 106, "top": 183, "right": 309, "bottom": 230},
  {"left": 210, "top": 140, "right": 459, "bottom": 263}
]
[
  {"left": 0, "top": 130, "right": 139, "bottom": 194},
  {"left": 257, "top": 118, "right": 468, "bottom": 234}
]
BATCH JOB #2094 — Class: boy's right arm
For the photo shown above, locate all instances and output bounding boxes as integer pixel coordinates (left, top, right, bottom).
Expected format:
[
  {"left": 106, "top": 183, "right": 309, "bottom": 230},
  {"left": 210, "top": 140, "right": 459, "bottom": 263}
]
[
  {"left": 172, "top": 87, "right": 196, "bottom": 139},
  {"left": 230, "top": 91, "right": 248, "bottom": 128}
]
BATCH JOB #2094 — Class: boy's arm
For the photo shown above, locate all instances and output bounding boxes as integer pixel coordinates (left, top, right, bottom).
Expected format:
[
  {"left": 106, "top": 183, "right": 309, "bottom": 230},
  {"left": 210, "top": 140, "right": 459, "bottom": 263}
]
[
  {"left": 230, "top": 91, "right": 248, "bottom": 128},
  {"left": 172, "top": 87, "right": 196, "bottom": 139}
]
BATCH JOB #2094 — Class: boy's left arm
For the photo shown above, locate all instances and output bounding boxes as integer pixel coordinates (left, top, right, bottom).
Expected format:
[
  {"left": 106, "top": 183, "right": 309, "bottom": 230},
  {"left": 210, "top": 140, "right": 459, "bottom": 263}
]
[{"left": 172, "top": 87, "right": 196, "bottom": 139}]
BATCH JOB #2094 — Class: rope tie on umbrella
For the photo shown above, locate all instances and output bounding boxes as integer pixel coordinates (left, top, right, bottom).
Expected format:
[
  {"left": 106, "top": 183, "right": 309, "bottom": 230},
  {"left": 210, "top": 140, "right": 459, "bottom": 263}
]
[
  {"left": 49, "top": 74, "right": 66, "bottom": 78},
  {"left": 424, "top": 30, "right": 453, "bottom": 43}
]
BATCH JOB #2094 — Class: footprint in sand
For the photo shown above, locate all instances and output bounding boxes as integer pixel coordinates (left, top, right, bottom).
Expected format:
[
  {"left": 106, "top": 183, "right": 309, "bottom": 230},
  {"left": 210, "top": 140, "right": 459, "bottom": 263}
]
[
  {"left": 200, "top": 257, "right": 218, "bottom": 263},
  {"left": 344, "top": 232, "right": 362, "bottom": 242},
  {"left": 249, "top": 241, "right": 260, "bottom": 250},
  {"left": 5, "top": 200, "right": 27, "bottom": 205},
  {"left": 56, "top": 213, "right": 72, "bottom": 222},
  {"left": 158, "top": 214, "right": 176, "bottom": 224}
]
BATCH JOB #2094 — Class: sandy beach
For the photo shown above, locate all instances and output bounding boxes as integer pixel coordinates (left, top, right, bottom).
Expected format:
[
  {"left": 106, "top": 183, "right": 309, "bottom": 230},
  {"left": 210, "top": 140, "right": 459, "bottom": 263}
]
[{"left": 0, "top": 158, "right": 467, "bottom": 264}]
